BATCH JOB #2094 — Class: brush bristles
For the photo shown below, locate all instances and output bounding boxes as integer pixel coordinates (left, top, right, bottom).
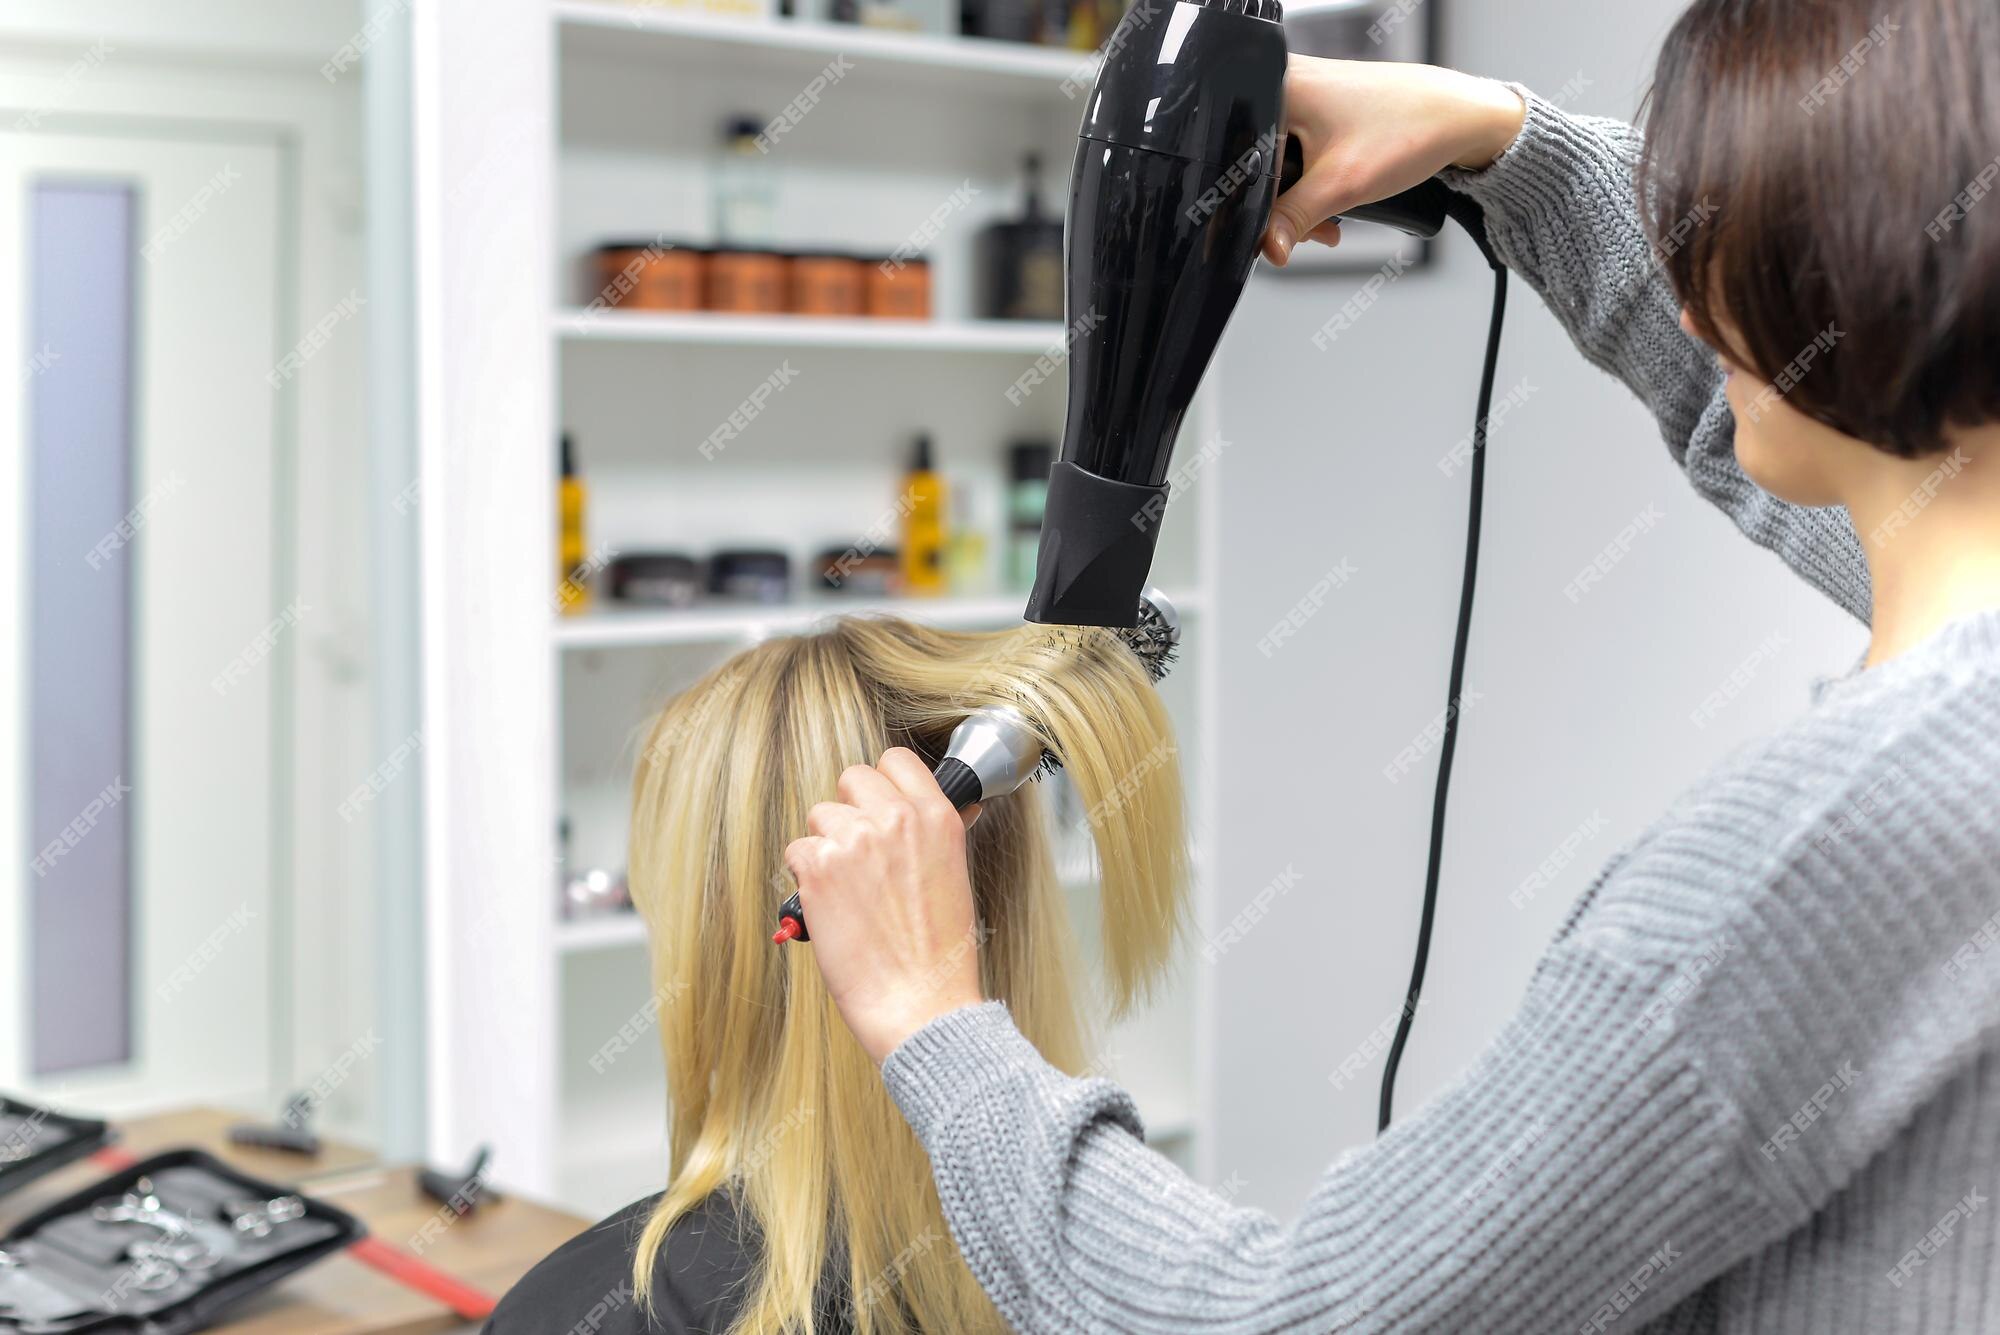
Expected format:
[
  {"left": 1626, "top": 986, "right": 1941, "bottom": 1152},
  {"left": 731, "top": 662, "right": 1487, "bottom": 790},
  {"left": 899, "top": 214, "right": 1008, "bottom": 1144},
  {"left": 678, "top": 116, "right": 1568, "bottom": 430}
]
[
  {"left": 1029, "top": 611, "right": 1179, "bottom": 684},
  {"left": 1027, "top": 600, "right": 1182, "bottom": 779}
]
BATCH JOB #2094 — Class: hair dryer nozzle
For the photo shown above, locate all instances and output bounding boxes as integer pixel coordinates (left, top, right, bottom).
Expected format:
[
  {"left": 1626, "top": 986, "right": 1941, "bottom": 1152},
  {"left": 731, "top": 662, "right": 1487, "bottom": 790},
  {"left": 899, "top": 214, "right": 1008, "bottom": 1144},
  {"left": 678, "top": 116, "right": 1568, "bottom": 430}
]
[{"left": 1023, "top": 462, "right": 1166, "bottom": 628}]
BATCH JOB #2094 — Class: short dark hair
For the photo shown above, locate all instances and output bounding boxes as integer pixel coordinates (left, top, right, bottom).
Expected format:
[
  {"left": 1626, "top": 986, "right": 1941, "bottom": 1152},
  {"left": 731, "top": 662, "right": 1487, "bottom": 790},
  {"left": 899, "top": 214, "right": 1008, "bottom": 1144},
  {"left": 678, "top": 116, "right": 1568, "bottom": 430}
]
[{"left": 1639, "top": 0, "right": 2000, "bottom": 458}]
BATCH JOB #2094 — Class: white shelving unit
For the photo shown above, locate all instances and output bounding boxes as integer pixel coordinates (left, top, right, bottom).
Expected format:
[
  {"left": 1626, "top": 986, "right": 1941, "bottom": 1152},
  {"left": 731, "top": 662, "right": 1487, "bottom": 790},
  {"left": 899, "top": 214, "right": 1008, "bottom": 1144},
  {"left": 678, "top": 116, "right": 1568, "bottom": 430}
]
[
  {"left": 415, "top": 0, "right": 1221, "bottom": 1218},
  {"left": 553, "top": 308, "right": 1065, "bottom": 353},
  {"left": 553, "top": 586, "right": 1205, "bottom": 648},
  {"left": 557, "top": 1, "right": 1099, "bottom": 93}
]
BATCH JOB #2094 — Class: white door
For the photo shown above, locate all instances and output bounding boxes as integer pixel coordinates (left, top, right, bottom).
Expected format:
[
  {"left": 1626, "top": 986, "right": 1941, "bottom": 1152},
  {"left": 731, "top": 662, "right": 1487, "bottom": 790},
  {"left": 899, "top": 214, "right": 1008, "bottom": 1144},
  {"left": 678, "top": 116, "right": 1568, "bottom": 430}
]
[{"left": 0, "top": 127, "right": 286, "bottom": 1114}]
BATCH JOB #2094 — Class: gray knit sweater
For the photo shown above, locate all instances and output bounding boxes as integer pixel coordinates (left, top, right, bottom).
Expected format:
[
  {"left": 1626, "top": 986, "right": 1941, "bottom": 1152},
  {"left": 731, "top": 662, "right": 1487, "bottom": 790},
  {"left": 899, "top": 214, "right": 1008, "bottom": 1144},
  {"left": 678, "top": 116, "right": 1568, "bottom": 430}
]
[{"left": 882, "top": 90, "right": 2000, "bottom": 1333}]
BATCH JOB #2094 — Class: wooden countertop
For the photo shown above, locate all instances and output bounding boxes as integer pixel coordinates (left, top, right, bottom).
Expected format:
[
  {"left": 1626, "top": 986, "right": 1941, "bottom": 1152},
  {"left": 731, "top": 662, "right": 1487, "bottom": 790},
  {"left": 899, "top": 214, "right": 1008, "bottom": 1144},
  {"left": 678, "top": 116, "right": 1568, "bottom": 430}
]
[{"left": 0, "top": 1106, "right": 591, "bottom": 1333}]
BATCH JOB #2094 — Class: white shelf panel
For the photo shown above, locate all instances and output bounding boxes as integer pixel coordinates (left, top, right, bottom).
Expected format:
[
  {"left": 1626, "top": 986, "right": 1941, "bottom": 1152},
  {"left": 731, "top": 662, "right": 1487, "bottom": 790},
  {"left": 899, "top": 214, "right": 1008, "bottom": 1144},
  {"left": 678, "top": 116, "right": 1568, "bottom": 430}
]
[
  {"left": 557, "top": 3, "right": 1099, "bottom": 96},
  {"left": 554, "top": 588, "right": 1203, "bottom": 649},
  {"left": 554, "top": 309, "right": 1064, "bottom": 354},
  {"left": 558, "top": 912, "right": 649, "bottom": 953}
]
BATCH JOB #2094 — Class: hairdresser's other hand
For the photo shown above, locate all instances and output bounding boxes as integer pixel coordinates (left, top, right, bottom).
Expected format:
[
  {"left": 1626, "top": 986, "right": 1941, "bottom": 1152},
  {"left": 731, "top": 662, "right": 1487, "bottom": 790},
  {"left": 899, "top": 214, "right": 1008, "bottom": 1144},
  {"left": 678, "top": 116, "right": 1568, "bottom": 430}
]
[
  {"left": 786, "top": 748, "right": 985, "bottom": 1065},
  {"left": 1265, "top": 57, "right": 1526, "bottom": 265}
]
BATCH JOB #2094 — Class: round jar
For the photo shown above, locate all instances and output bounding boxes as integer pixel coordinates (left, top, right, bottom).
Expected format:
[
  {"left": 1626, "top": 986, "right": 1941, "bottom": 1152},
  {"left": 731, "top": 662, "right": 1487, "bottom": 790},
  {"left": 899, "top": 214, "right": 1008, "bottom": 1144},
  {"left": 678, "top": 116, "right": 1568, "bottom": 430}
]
[
  {"left": 706, "top": 250, "right": 789, "bottom": 314},
  {"left": 592, "top": 240, "right": 703, "bottom": 311},
  {"left": 789, "top": 253, "right": 867, "bottom": 317},
  {"left": 865, "top": 255, "right": 932, "bottom": 319}
]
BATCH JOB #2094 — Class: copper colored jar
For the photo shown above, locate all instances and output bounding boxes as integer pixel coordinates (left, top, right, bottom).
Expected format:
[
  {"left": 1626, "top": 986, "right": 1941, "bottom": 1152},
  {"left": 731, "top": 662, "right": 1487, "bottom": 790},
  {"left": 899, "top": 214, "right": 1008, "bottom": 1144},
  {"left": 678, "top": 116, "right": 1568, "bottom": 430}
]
[
  {"left": 592, "top": 240, "right": 703, "bottom": 311},
  {"left": 705, "top": 250, "right": 789, "bottom": 314},
  {"left": 789, "top": 253, "right": 866, "bottom": 317},
  {"left": 865, "top": 256, "right": 931, "bottom": 320}
]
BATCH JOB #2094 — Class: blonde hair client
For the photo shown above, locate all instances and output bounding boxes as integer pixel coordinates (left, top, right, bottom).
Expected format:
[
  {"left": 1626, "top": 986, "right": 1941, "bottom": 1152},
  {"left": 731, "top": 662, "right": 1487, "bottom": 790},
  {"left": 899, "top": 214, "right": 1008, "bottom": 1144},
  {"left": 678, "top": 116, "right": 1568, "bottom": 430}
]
[{"left": 488, "top": 616, "right": 1187, "bottom": 1334}]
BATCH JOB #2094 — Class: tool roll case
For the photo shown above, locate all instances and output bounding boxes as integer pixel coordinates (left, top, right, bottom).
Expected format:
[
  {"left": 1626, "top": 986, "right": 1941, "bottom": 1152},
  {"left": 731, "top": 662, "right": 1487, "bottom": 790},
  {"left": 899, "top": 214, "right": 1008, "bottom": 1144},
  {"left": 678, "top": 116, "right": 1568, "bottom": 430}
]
[
  {"left": 0, "top": 1101, "right": 112, "bottom": 1204},
  {"left": 0, "top": 1146, "right": 363, "bottom": 1333}
]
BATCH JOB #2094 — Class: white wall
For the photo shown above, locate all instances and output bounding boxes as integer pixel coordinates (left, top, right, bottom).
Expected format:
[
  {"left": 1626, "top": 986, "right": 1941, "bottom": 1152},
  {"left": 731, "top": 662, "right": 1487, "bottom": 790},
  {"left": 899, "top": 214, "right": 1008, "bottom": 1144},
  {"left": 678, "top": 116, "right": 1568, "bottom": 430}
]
[
  {"left": 1204, "top": 0, "right": 1867, "bottom": 1218},
  {"left": 0, "top": 2, "right": 385, "bottom": 1137},
  {"left": 0, "top": 1, "right": 357, "bottom": 65}
]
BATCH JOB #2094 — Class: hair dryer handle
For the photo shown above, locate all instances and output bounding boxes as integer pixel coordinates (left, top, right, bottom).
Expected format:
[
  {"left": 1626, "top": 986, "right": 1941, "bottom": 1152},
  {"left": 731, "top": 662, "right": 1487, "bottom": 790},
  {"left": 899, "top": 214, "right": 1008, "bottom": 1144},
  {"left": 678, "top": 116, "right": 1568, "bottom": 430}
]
[
  {"left": 1338, "top": 178, "right": 1451, "bottom": 239},
  {"left": 1279, "top": 135, "right": 1450, "bottom": 240}
]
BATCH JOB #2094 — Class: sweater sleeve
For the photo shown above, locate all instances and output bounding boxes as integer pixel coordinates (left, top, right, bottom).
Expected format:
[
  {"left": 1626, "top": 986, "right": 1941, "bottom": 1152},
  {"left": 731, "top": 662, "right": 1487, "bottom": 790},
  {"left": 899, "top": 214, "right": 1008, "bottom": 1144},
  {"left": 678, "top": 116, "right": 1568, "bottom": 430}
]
[
  {"left": 882, "top": 661, "right": 2000, "bottom": 1332},
  {"left": 883, "top": 941, "right": 1789, "bottom": 1333},
  {"left": 1437, "top": 87, "right": 1871, "bottom": 624}
]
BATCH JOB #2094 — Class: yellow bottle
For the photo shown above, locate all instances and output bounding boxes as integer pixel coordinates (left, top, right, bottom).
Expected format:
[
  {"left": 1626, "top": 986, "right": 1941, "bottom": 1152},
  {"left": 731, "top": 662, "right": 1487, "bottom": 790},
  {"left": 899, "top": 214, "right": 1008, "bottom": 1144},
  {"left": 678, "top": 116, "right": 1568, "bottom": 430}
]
[
  {"left": 1067, "top": 0, "right": 1101, "bottom": 51},
  {"left": 899, "top": 435, "right": 947, "bottom": 597},
  {"left": 557, "top": 433, "right": 591, "bottom": 615},
  {"left": 945, "top": 483, "right": 990, "bottom": 594}
]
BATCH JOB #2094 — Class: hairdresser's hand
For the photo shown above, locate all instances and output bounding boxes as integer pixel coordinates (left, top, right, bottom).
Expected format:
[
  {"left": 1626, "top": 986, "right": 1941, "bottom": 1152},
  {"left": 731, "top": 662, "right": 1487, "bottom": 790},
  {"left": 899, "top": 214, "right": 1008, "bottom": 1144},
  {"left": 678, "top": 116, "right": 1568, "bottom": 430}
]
[
  {"left": 786, "top": 749, "right": 986, "bottom": 1065},
  {"left": 1265, "top": 57, "right": 1526, "bottom": 265}
]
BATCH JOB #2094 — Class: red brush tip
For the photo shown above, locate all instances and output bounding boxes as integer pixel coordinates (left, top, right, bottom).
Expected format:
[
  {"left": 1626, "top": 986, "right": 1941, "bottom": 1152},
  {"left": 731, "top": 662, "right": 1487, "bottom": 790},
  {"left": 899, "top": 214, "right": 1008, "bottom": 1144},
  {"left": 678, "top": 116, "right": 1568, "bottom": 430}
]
[{"left": 772, "top": 917, "right": 802, "bottom": 944}]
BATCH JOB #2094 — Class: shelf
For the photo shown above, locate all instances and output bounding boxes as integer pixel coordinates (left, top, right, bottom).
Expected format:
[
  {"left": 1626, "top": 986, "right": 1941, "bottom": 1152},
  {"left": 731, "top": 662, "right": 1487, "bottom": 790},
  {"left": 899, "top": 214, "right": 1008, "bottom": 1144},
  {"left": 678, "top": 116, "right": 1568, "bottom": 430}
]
[
  {"left": 554, "top": 309, "right": 1065, "bottom": 354},
  {"left": 558, "top": 912, "right": 649, "bottom": 953},
  {"left": 556, "top": 3, "right": 1099, "bottom": 97},
  {"left": 418, "top": 0, "right": 1216, "bottom": 1211},
  {"left": 554, "top": 588, "right": 1202, "bottom": 649}
]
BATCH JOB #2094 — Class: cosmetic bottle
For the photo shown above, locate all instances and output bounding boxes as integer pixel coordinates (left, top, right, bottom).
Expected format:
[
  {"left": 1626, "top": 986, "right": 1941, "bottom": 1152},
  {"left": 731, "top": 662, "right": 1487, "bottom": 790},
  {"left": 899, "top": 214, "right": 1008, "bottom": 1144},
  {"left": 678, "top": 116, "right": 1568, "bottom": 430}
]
[
  {"left": 713, "top": 116, "right": 778, "bottom": 249},
  {"left": 962, "top": 0, "right": 1037, "bottom": 42},
  {"left": 1006, "top": 440, "right": 1052, "bottom": 590},
  {"left": 945, "top": 482, "right": 991, "bottom": 593},
  {"left": 899, "top": 435, "right": 947, "bottom": 596},
  {"left": 975, "top": 154, "right": 1064, "bottom": 320},
  {"left": 1063, "top": 0, "right": 1099, "bottom": 49},
  {"left": 557, "top": 434, "right": 591, "bottom": 615}
]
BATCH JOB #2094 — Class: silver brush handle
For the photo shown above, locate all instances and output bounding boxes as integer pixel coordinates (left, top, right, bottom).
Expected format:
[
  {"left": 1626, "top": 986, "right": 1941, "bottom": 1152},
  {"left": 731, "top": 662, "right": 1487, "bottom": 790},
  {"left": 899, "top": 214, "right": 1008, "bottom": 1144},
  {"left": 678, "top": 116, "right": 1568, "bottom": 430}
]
[
  {"left": 937, "top": 706, "right": 1043, "bottom": 808},
  {"left": 775, "top": 590, "right": 1179, "bottom": 944}
]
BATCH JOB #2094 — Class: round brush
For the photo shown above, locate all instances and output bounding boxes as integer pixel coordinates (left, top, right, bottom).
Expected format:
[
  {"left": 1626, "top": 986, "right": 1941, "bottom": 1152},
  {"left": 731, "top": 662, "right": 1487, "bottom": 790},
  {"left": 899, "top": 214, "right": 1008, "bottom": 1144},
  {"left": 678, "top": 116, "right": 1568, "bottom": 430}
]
[{"left": 772, "top": 588, "right": 1182, "bottom": 944}]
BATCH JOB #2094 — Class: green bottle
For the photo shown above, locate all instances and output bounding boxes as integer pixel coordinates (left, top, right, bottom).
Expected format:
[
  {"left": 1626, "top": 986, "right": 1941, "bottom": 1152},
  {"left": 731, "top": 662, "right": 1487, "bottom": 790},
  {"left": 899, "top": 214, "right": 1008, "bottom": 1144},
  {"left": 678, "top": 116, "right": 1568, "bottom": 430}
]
[{"left": 1006, "top": 441, "right": 1053, "bottom": 591}]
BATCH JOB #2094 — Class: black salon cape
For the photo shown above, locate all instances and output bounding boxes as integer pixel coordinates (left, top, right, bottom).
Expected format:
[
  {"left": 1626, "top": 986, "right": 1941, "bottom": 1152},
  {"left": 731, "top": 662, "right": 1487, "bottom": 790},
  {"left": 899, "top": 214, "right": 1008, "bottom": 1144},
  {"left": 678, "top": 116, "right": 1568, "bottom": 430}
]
[{"left": 484, "top": 1192, "right": 855, "bottom": 1335}]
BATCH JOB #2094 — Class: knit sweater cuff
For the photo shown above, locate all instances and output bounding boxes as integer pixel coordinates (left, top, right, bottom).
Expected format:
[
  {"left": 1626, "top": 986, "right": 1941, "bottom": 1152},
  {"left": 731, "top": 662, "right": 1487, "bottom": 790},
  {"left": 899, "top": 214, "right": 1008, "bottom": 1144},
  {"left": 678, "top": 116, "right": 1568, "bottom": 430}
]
[
  {"left": 1439, "top": 84, "right": 1628, "bottom": 238},
  {"left": 882, "top": 1000, "right": 1040, "bottom": 1145}
]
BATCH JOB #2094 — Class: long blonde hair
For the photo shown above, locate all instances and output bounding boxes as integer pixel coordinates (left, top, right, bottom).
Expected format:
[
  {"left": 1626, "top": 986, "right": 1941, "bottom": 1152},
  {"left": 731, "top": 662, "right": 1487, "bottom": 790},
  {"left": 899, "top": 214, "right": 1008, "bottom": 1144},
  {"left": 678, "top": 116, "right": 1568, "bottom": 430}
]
[{"left": 627, "top": 616, "right": 1187, "bottom": 1333}]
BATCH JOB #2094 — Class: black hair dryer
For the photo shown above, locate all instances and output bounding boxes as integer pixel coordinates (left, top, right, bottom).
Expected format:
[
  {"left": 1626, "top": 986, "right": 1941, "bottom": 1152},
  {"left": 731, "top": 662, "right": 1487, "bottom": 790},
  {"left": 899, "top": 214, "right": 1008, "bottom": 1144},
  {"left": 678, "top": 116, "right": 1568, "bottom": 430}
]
[{"left": 1023, "top": 0, "right": 1451, "bottom": 628}]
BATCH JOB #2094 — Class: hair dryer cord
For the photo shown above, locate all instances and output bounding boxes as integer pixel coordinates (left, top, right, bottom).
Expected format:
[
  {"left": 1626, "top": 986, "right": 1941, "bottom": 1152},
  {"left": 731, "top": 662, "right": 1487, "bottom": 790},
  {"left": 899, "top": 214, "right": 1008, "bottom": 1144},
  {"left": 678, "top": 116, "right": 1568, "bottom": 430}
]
[{"left": 1377, "top": 198, "right": 1507, "bottom": 1134}]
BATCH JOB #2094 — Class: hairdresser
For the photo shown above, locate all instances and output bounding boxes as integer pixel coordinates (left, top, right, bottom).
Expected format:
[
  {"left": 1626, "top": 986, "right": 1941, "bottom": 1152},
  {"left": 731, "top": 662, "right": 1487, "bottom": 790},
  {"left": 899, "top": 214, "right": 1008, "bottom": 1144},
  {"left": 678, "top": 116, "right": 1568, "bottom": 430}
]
[{"left": 785, "top": 1, "right": 2000, "bottom": 1329}]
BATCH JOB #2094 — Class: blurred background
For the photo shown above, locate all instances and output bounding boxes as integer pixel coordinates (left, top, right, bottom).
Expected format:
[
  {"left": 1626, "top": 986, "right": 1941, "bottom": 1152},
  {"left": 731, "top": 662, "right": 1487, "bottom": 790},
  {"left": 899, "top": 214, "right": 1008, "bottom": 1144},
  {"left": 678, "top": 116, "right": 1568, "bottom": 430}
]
[{"left": 0, "top": 0, "right": 1864, "bottom": 1325}]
